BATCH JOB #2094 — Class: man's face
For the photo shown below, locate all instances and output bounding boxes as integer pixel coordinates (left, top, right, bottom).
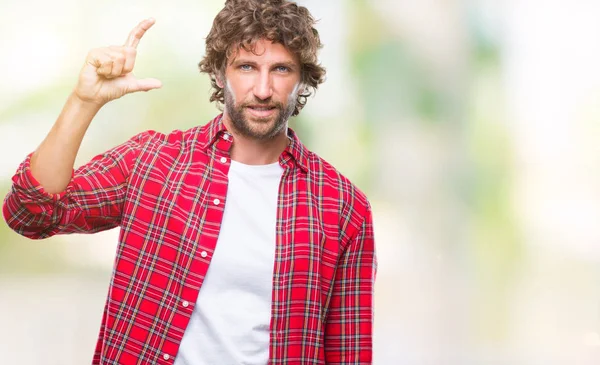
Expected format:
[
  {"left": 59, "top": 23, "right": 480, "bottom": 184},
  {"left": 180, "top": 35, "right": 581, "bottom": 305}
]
[{"left": 219, "top": 39, "right": 302, "bottom": 140}]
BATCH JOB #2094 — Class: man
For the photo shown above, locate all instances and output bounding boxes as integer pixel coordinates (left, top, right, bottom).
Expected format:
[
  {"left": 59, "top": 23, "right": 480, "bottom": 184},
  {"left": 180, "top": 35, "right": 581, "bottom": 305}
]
[{"left": 2, "top": 0, "right": 376, "bottom": 364}]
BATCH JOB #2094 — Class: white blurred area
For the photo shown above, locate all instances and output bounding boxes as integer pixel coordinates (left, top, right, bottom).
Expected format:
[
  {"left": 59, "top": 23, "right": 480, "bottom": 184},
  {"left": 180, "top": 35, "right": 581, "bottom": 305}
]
[
  {"left": 507, "top": 0, "right": 600, "bottom": 258},
  {"left": 504, "top": 0, "right": 600, "bottom": 363},
  {"left": 1, "top": 0, "right": 600, "bottom": 364}
]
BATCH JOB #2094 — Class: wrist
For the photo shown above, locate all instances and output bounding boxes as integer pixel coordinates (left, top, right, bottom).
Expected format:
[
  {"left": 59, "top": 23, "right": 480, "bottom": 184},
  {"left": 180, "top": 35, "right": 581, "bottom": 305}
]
[{"left": 70, "top": 90, "right": 105, "bottom": 112}]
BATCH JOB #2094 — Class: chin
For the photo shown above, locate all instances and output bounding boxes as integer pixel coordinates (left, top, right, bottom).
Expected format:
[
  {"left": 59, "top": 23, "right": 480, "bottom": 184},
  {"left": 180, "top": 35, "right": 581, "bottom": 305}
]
[
  {"left": 249, "top": 122, "right": 286, "bottom": 140},
  {"left": 250, "top": 125, "right": 279, "bottom": 139}
]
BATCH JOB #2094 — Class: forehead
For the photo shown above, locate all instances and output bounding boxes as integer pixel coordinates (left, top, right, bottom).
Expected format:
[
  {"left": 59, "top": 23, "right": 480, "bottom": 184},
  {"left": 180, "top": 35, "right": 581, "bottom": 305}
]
[{"left": 229, "top": 39, "right": 300, "bottom": 66}]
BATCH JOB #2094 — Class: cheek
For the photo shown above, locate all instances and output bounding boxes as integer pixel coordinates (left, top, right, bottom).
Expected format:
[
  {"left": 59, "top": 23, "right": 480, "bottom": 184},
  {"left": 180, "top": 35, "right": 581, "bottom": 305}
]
[
  {"left": 225, "top": 71, "right": 250, "bottom": 89},
  {"left": 275, "top": 80, "right": 301, "bottom": 100},
  {"left": 224, "top": 81, "right": 240, "bottom": 100}
]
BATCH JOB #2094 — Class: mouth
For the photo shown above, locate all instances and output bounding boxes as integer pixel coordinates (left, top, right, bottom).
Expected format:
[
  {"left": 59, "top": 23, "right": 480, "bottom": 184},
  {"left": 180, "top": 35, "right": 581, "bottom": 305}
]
[{"left": 245, "top": 105, "right": 277, "bottom": 118}]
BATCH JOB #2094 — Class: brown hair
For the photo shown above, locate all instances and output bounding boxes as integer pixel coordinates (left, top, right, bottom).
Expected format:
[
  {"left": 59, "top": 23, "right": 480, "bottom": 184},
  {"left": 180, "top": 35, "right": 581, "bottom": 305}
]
[{"left": 199, "top": 0, "right": 326, "bottom": 116}]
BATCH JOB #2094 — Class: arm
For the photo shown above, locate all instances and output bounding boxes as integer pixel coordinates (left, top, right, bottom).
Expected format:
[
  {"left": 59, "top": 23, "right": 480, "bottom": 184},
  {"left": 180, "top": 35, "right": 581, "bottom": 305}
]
[
  {"left": 31, "top": 18, "right": 161, "bottom": 194},
  {"left": 30, "top": 93, "right": 102, "bottom": 195},
  {"left": 325, "top": 205, "right": 377, "bottom": 364},
  {"left": 2, "top": 131, "right": 152, "bottom": 239},
  {"left": 1, "top": 18, "right": 162, "bottom": 239}
]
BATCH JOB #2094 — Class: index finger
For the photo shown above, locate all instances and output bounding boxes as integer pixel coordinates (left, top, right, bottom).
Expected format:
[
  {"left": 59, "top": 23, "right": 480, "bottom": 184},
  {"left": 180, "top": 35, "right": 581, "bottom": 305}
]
[{"left": 124, "top": 18, "right": 156, "bottom": 49}]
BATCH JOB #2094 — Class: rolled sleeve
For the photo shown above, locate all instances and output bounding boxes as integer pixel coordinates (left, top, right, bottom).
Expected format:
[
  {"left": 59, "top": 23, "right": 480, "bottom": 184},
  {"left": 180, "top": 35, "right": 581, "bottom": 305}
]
[{"left": 2, "top": 131, "right": 155, "bottom": 239}]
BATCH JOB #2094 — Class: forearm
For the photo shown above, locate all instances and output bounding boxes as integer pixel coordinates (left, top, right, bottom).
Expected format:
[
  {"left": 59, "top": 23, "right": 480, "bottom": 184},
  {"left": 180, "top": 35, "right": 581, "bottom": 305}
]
[
  {"left": 3, "top": 129, "right": 148, "bottom": 239},
  {"left": 30, "top": 92, "right": 102, "bottom": 194}
]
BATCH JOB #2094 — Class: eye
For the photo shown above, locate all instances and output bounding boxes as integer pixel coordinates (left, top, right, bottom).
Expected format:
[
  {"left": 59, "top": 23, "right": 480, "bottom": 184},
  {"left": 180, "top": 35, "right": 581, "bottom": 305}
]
[
  {"left": 239, "top": 64, "right": 253, "bottom": 71},
  {"left": 275, "top": 66, "right": 290, "bottom": 73}
]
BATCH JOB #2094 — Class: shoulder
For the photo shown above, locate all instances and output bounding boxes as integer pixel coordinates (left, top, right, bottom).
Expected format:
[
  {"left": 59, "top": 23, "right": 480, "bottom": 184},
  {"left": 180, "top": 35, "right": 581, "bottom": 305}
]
[
  {"left": 306, "top": 151, "right": 370, "bottom": 211},
  {"left": 128, "top": 125, "right": 205, "bottom": 152},
  {"left": 305, "top": 150, "right": 371, "bottom": 238}
]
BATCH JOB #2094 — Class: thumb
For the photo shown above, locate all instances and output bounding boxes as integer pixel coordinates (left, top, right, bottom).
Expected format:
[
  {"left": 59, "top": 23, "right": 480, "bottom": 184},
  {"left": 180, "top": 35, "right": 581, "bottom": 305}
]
[{"left": 131, "top": 78, "right": 162, "bottom": 92}]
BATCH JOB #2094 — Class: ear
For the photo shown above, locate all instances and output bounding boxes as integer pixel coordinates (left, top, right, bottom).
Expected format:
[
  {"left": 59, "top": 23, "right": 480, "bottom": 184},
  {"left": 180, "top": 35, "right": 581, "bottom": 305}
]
[
  {"left": 298, "top": 83, "right": 308, "bottom": 95},
  {"left": 215, "top": 73, "right": 225, "bottom": 89}
]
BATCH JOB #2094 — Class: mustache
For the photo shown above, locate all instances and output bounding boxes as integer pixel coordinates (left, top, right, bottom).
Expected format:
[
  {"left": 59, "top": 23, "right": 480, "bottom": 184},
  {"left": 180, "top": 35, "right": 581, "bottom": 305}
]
[{"left": 241, "top": 99, "right": 283, "bottom": 109}]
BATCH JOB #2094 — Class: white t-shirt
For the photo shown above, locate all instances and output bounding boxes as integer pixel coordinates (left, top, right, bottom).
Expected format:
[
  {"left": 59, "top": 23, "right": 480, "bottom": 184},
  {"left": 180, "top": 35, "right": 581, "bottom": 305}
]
[{"left": 174, "top": 160, "right": 284, "bottom": 365}]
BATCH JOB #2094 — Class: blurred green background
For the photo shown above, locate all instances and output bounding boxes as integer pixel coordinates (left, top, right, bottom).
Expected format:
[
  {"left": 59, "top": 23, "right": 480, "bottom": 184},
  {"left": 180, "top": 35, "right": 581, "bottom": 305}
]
[{"left": 2, "top": 0, "right": 600, "bottom": 364}]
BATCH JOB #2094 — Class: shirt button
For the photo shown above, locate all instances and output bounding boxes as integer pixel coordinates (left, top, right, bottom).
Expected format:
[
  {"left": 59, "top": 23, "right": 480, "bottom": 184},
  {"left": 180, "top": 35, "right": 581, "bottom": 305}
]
[
  {"left": 163, "top": 353, "right": 170, "bottom": 360},
  {"left": 220, "top": 157, "right": 227, "bottom": 163},
  {"left": 200, "top": 251, "right": 208, "bottom": 258},
  {"left": 213, "top": 198, "right": 220, "bottom": 206},
  {"left": 182, "top": 300, "right": 189, "bottom": 308},
  {"left": 223, "top": 133, "right": 230, "bottom": 141}
]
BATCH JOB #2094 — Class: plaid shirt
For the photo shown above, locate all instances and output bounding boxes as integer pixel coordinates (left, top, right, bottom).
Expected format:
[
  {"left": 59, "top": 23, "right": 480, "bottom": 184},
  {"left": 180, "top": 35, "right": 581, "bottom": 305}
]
[{"left": 3, "top": 115, "right": 376, "bottom": 365}]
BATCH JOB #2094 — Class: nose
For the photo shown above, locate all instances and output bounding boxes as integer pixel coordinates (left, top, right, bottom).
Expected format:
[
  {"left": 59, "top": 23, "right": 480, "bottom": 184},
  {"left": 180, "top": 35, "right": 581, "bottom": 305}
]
[{"left": 253, "top": 69, "right": 273, "bottom": 101}]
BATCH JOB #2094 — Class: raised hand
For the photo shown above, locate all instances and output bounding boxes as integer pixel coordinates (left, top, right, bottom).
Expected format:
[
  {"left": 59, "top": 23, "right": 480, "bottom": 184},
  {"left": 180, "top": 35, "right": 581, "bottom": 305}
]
[{"left": 74, "top": 18, "right": 162, "bottom": 106}]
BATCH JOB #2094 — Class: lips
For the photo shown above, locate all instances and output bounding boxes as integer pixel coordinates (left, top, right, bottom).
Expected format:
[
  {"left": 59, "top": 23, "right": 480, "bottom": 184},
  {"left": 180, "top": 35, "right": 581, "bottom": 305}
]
[
  {"left": 247, "top": 105, "right": 276, "bottom": 110},
  {"left": 246, "top": 105, "right": 277, "bottom": 118}
]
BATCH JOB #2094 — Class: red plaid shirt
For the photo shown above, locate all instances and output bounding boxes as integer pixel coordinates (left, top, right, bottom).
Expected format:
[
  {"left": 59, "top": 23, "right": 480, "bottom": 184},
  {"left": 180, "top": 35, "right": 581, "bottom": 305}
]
[{"left": 3, "top": 115, "right": 376, "bottom": 365}]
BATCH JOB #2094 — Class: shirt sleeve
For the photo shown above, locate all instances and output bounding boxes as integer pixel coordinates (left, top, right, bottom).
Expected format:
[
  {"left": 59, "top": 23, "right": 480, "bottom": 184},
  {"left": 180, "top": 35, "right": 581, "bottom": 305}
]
[
  {"left": 325, "top": 204, "right": 377, "bottom": 364},
  {"left": 1, "top": 131, "right": 154, "bottom": 239}
]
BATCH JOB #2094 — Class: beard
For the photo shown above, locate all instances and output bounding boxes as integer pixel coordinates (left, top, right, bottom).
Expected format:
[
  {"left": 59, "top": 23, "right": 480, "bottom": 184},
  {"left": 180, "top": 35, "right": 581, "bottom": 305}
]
[{"left": 223, "top": 83, "right": 298, "bottom": 141}]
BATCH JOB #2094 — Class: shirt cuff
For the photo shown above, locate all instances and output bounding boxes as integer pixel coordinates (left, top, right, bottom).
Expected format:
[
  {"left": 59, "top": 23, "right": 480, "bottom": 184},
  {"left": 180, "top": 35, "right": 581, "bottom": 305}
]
[{"left": 11, "top": 153, "right": 74, "bottom": 204}]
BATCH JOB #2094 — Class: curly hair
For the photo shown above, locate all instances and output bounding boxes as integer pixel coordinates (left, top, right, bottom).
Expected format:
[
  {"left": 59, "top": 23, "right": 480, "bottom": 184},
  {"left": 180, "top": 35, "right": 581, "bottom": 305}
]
[{"left": 199, "top": 0, "right": 326, "bottom": 116}]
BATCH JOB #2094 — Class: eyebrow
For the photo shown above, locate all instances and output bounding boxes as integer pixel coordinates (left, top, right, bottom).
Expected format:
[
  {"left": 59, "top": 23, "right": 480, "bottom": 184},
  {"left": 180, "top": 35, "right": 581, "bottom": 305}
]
[
  {"left": 232, "top": 59, "right": 298, "bottom": 70},
  {"left": 272, "top": 61, "right": 298, "bottom": 70}
]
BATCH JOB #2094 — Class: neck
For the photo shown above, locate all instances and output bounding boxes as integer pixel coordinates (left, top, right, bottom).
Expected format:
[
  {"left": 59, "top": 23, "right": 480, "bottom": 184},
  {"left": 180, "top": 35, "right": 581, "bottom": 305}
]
[{"left": 221, "top": 113, "right": 289, "bottom": 165}]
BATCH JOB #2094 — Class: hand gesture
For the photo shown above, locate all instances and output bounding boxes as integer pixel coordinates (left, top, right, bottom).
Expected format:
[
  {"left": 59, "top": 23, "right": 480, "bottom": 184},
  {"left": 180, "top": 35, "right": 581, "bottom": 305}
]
[{"left": 74, "top": 18, "right": 162, "bottom": 106}]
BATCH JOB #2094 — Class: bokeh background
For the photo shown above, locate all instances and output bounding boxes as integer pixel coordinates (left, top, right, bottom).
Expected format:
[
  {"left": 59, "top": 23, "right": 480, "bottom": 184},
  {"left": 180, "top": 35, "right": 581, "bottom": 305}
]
[{"left": 2, "top": 0, "right": 600, "bottom": 364}]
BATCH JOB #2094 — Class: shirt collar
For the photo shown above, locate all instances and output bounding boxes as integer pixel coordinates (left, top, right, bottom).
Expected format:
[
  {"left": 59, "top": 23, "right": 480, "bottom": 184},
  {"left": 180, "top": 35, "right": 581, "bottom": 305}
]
[
  {"left": 199, "top": 114, "right": 229, "bottom": 150},
  {"left": 284, "top": 127, "right": 310, "bottom": 173},
  {"left": 199, "top": 114, "right": 310, "bottom": 173}
]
